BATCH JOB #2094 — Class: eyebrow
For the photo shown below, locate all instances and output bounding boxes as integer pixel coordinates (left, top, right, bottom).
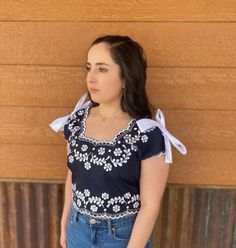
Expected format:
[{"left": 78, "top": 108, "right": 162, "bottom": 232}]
[{"left": 86, "top": 62, "right": 110, "bottom": 66}]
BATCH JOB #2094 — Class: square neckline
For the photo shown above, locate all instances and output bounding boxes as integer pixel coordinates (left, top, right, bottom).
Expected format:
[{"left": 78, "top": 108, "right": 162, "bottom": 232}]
[{"left": 79, "top": 105, "right": 136, "bottom": 145}]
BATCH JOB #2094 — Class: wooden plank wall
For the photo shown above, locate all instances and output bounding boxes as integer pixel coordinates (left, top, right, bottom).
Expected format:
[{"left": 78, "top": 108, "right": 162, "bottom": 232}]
[
  {"left": 0, "top": 1, "right": 236, "bottom": 247},
  {"left": 0, "top": 1, "right": 236, "bottom": 185}
]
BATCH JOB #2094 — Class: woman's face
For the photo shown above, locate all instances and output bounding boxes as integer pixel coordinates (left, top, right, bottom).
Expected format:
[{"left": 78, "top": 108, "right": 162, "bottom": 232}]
[{"left": 86, "top": 42, "right": 124, "bottom": 104}]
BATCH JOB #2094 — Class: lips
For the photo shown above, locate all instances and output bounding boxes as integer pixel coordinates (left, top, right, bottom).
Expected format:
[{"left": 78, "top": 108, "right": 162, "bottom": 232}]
[{"left": 89, "top": 88, "right": 99, "bottom": 93}]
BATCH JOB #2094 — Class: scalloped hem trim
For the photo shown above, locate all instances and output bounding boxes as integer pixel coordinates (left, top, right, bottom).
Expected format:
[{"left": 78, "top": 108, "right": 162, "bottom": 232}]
[{"left": 72, "top": 202, "right": 139, "bottom": 220}]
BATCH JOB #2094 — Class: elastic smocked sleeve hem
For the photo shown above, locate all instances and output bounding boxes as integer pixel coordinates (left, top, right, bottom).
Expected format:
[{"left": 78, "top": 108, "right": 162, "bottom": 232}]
[{"left": 138, "top": 126, "right": 166, "bottom": 161}]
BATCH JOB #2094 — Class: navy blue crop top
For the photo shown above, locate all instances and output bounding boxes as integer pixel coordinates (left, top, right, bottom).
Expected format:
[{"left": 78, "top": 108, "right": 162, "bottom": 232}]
[{"left": 63, "top": 104, "right": 166, "bottom": 219}]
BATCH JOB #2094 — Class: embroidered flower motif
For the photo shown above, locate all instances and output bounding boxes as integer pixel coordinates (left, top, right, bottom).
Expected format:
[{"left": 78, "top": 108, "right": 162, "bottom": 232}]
[
  {"left": 78, "top": 110, "right": 84, "bottom": 115},
  {"left": 141, "top": 134, "right": 148, "bottom": 143},
  {"left": 124, "top": 134, "right": 132, "bottom": 140},
  {"left": 124, "top": 193, "right": 131, "bottom": 199},
  {"left": 81, "top": 144, "right": 88, "bottom": 151},
  {"left": 71, "top": 140, "right": 76, "bottom": 146},
  {"left": 76, "top": 191, "right": 85, "bottom": 201},
  {"left": 113, "top": 148, "right": 122, "bottom": 156},
  {"left": 133, "top": 202, "right": 139, "bottom": 208},
  {"left": 131, "top": 145, "right": 138, "bottom": 151},
  {"left": 69, "top": 155, "right": 74, "bottom": 163},
  {"left": 90, "top": 205, "right": 98, "bottom": 212},
  {"left": 102, "top": 193, "right": 109, "bottom": 200},
  {"left": 113, "top": 205, "right": 120, "bottom": 212},
  {"left": 84, "top": 161, "right": 91, "bottom": 170},
  {"left": 84, "top": 189, "right": 90, "bottom": 197},
  {"left": 104, "top": 163, "right": 112, "bottom": 171},
  {"left": 98, "top": 147, "right": 105, "bottom": 155}
]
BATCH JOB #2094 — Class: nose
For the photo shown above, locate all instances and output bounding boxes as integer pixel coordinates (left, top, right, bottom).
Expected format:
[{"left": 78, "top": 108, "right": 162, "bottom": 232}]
[{"left": 86, "top": 69, "right": 96, "bottom": 84}]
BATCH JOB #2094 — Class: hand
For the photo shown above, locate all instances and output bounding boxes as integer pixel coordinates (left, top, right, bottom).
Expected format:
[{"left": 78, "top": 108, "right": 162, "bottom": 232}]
[{"left": 60, "top": 227, "right": 68, "bottom": 248}]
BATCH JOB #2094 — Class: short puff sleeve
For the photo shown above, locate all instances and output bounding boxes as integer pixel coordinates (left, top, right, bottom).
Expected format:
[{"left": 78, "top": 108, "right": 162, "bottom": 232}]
[{"left": 138, "top": 126, "right": 165, "bottom": 160}]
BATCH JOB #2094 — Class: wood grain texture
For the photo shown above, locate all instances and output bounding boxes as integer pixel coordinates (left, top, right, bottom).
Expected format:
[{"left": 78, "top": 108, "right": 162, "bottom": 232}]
[
  {"left": 0, "top": 0, "right": 236, "bottom": 21},
  {"left": 0, "top": 2, "right": 235, "bottom": 248},
  {"left": 0, "top": 22, "right": 236, "bottom": 67},
  {"left": 1, "top": 182, "right": 235, "bottom": 248},
  {"left": 0, "top": 182, "right": 63, "bottom": 248},
  {"left": 1, "top": 106, "right": 235, "bottom": 150},
  {"left": 1, "top": 66, "right": 235, "bottom": 110},
  {"left": 0, "top": 144, "right": 236, "bottom": 186}
]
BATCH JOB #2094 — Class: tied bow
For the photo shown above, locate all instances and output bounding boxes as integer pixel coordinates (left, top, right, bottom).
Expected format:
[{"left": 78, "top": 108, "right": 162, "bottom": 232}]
[
  {"left": 137, "top": 109, "right": 187, "bottom": 163},
  {"left": 155, "top": 109, "right": 187, "bottom": 163},
  {"left": 49, "top": 92, "right": 91, "bottom": 132}
]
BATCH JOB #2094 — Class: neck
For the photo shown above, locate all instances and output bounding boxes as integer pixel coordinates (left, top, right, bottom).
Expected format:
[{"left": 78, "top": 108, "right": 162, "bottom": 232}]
[{"left": 97, "top": 101, "right": 124, "bottom": 120}]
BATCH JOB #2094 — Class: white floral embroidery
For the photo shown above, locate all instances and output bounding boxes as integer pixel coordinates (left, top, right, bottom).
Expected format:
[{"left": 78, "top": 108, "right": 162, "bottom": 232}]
[
  {"left": 124, "top": 192, "right": 131, "bottom": 199},
  {"left": 68, "top": 123, "right": 80, "bottom": 135},
  {"left": 131, "top": 145, "right": 138, "bottom": 151},
  {"left": 104, "top": 163, "right": 112, "bottom": 171},
  {"left": 81, "top": 144, "right": 88, "bottom": 151},
  {"left": 71, "top": 140, "right": 76, "bottom": 146},
  {"left": 133, "top": 202, "right": 139, "bottom": 208},
  {"left": 90, "top": 205, "right": 98, "bottom": 212},
  {"left": 66, "top": 106, "right": 149, "bottom": 172},
  {"left": 124, "top": 134, "right": 140, "bottom": 145},
  {"left": 84, "top": 161, "right": 91, "bottom": 170},
  {"left": 114, "top": 148, "right": 122, "bottom": 156},
  {"left": 113, "top": 205, "right": 120, "bottom": 212},
  {"left": 84, "top": 189, "right": 90, "bottom": 197},
  {"left": 102, "top": 193, "right": 109, "bottom": 200},
  {"left": 78, "top": 110, "right": 85, "bottom": 115},
  {"left": 98, "top": 147, "right": 105, "bottom": 155},
  {"left": 67, "top": 111, "right": 164, "bottom": 172},
  {"left": 72, "top": 186, "right": 140, "bottom": 218},
  {"left": 141, "top": 134, "right": 148, "bottom": 143},
  {"left": 69, "top": 155, "right": 74, "bottom": 163}
]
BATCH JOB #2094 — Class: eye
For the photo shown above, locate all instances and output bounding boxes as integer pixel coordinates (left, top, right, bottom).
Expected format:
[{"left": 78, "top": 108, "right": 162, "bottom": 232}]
[
  {"left": 86, "top": 66, "right": 90, "bottom": 71},
  {"left": 99, "top": 67, "right": 107, "bottom": 72}
]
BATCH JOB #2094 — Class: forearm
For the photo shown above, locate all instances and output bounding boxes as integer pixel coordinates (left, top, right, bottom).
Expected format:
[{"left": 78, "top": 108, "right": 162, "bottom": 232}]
[
  {"left": 61, "top": 170, "right": 72, "bottom": 230},
  {"left": 127, "top": 206, "right": 160, "bottom": 248}
]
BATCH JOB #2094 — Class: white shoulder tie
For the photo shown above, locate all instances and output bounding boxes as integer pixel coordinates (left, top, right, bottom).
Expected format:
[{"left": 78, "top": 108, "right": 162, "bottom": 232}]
[
  {"left": 136, "top": 109, "right": 187, "bottom": 163},
  {"left": 49, "top": 92, "right": 91, "bottom": 132}
]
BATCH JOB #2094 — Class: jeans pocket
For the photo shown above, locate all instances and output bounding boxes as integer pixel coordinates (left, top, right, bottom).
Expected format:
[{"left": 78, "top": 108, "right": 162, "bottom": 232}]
[{"left": 111, "top": 224, "right": 133, "bottom": 242}]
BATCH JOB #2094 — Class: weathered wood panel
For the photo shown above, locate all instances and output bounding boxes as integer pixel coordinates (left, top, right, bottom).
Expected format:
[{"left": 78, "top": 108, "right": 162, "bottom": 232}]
[{"left": 0, "top": 182, "right": 235, "bottom": 248}]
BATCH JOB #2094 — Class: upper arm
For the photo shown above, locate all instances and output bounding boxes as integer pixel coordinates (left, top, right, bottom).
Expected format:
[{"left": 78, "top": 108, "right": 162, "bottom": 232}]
[{"left": 140, "top": 154, "right": 170, "bottom": 211}]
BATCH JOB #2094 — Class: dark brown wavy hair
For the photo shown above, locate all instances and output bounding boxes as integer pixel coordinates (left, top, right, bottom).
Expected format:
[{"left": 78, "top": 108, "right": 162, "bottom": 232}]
[{"left": 86, "top": 35, "right": 155, "bottom": 119}]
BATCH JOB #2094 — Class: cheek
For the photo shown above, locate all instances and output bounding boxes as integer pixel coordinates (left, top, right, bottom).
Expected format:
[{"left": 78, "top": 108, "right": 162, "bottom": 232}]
[{"left": 104, "top": 74, "right": 123, "bottom": 90}]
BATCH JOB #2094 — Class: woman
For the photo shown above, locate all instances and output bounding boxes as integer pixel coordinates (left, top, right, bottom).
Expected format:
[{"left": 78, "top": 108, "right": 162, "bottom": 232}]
[{"left": 49, "top": 35, "right": 187, "bottom": 248}]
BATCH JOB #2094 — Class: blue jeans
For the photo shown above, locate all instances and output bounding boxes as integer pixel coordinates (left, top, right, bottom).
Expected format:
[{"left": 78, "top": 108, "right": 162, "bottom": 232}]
[{"left": 66, "top": 206, "right": 152, "bottom": 248}]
